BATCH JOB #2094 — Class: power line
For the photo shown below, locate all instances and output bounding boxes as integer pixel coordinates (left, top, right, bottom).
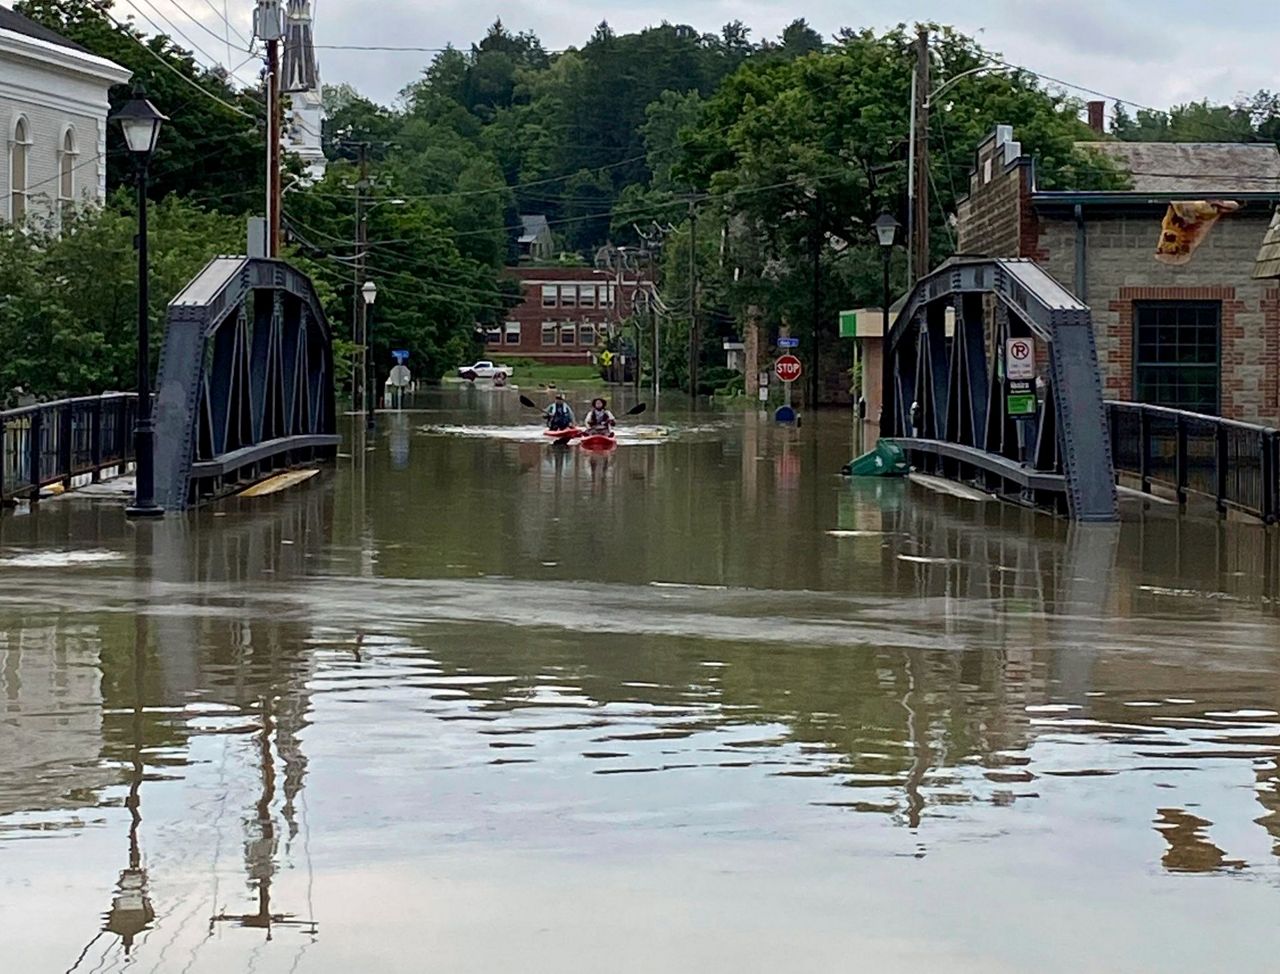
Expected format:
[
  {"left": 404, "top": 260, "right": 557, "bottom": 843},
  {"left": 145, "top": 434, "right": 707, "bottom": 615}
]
[
  {"left": 82, "top": 1, "right": 260, "bottom": 120},
  {"left": 118, "top": 0, "right": 254, "bottom": 87}
]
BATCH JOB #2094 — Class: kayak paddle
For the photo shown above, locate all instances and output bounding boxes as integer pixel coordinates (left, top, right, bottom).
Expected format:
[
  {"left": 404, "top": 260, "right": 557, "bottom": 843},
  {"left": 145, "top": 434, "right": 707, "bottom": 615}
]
[{"left": 519, "top": 395, "right": 539, "bottom": 409}]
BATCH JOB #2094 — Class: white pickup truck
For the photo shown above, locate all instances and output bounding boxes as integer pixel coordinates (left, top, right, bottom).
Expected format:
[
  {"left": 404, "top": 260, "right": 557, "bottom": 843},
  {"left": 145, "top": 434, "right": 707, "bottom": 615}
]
[{"left": 456, "top": 360, "right": 514, "bottom": 381}]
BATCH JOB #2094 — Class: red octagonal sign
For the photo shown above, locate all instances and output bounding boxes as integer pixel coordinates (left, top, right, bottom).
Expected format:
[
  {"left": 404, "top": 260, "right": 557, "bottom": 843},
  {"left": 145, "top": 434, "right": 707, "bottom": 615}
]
[{"left": 775, "top": 354, "right": 803, "bottom": 383}]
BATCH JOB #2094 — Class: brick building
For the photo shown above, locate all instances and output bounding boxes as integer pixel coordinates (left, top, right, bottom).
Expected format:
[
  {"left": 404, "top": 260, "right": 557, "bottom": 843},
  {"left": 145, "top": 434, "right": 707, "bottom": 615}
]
[
  {"left": 488, "top": 265, "right": 648, "bottom": 364},
  {"left": 955, "top": 123, "right": 1280, "bottom": 423}
]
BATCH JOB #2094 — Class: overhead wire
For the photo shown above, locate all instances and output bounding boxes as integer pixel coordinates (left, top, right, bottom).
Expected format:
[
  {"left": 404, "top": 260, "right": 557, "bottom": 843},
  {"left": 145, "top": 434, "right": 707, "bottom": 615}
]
[
  {"left": 118, "top": 0, "right": 258, "bottom": 89},
  {"left": 77, "top": 0, "right": 260, "bottom": 120}
]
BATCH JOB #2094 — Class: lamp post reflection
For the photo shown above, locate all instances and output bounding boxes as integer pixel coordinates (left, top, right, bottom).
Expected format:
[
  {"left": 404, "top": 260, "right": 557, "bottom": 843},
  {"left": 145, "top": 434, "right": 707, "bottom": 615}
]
[{"left": 104, "top": 613, "right": 154, "bottom": 952}]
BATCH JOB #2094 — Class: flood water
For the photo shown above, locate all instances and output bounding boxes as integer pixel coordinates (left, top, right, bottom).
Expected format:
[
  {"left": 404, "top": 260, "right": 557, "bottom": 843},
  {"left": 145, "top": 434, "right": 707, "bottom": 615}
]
[{"left": 4, "top": 387, "right": 1280, "bottom": 972}]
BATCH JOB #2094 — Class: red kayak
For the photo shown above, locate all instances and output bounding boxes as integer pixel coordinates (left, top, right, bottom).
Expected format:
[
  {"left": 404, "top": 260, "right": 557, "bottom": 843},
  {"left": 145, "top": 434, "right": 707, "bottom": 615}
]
[
  {"left": 544, "top": 426, "right": 583, "bottom": 443},
  {"left": 578, "top": 433, "right": 617, "bottom": 452}
]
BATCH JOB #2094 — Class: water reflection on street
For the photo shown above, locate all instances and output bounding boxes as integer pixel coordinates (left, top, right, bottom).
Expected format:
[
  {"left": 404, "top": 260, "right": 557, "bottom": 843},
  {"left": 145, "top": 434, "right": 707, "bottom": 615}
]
[{"left": 3, "top": 388, "right": 1280, "bottom": 972}]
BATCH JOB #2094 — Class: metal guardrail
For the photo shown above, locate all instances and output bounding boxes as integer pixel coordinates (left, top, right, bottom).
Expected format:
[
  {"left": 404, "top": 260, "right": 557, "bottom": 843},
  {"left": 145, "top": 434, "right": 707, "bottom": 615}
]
[
  {"left": 0, "top": 394, "right": 137, "bottom": 505},
  {"left": 1107, "top": 401, "right": 1280, "bottom": 523}
]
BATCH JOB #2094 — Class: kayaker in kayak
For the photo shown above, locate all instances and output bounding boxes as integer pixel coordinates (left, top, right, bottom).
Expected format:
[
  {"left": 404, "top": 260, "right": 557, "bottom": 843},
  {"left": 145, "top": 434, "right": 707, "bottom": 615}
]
[
  {"left": 545, "top": 392, "right": 575, "bottom": 431},
  {"left": 583, "top": 397, "right": 616, "bottom": 437}
]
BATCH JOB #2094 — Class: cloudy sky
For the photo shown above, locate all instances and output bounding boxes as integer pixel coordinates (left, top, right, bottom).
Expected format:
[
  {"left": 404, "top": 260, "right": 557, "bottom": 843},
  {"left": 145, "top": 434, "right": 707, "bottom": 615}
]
[{"left": 39, "top": 1, "right": 1280, "bottom": 114}]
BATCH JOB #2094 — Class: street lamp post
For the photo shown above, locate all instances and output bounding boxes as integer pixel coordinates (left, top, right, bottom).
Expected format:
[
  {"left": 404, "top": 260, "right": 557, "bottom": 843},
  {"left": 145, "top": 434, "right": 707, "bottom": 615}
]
[
  {"left": 874, "top": 212, "right": 901, "bottom": 440},
  {"left": 361, "top": 280, "right": 378, "bottom": 432},
  {"left": 111, "top": 88, "right": 167, "bottom": 518}
]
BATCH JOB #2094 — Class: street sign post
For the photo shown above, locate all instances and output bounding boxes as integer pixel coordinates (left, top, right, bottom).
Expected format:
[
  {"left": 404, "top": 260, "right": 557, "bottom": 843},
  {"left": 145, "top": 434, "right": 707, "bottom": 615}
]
[
  {"left": 391, "top": 349, "right": 410, "bottom": 364},
  {"left": 774, "top": 355, "right": 802, "bottom": 424},
  {"left": 387, "top": 364, "right": 412, "bottom": 411},
  {"left": 1003, "top": 338, "right": 1037, "bottom": 458},
  {"left": 778, "top": 336, "right": 801, "bottom": 349}
]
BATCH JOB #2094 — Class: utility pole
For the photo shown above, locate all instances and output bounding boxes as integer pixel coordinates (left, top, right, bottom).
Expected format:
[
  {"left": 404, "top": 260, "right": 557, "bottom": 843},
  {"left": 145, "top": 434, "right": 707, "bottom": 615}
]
[
  {"left": 687, "top": 199, "right": 699, "bottom": 402},
  {"left": 354, "top": 142, "right": 369, "bottom": 417},
  {"left": 254, "top": 0, "right": 284, "bottom": 257},
  {"left": 911, "top": 25, "right": 930, "bottom": 283},
  {"left": 267, "top": 39, "right": 281, "bottom": 256},
  {"left": 810, "top": 192, "right": 821, "bottom": 410}
]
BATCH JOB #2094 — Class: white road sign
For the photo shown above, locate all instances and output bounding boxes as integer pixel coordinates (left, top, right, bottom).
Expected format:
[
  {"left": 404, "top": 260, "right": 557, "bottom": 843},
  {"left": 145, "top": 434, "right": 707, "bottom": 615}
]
[
  {"left": 1005, "top": 338, "right": 1035, "bottom": 381},
  {"left": 387, "top": 365, "right": 412, "bottom": 388}
]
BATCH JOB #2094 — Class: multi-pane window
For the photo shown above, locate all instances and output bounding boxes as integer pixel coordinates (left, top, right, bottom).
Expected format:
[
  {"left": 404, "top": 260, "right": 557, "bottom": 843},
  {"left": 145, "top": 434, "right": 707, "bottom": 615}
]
[
  {"left": 1133, "top": 301, "right": 1220, "bottom": 414},
  {"left": 560, "top": 323, "right": 576, "bottom": 345},
  {"left": 541, "top": 284, "right": 557, "bottom": 308},
  {"left": 579, "top": 323, "right": 597, "bottom": 346},
  {"left": 504, "top": 321, "right": 520, "bottom": 345},
  {"left": 559, "top": 284, "right": 577, "bottom": 308},
  {"left": 579, "top": 284, "right": 596, "bottom": 308},
  {"left": 541, "top": 321, "right": 557, "bottom": 345},
  {"left": 601, "top": 284, "right": 614, "bottom": 307},
  {"left": 11, "top": 117, "right": 29, "bottom": 223},
  {"left": 485, "top": 325, "right": 502, "bottom": 344}
]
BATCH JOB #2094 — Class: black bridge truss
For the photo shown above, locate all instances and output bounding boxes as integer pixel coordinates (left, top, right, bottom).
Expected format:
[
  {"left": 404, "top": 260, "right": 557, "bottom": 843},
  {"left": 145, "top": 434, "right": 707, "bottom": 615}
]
[
  {"left": 154, "top": 257, "right": 339, "bottom": 510},
  {"left": 881, "top": 258, "right": 1118, "bottom": 522}
]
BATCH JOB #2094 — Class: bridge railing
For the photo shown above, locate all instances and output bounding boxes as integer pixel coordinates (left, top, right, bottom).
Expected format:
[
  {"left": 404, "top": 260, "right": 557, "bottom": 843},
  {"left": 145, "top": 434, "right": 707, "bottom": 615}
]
[
  {"left": 0, "top": 394, "right": 137, "bottom": 505},
  {"left": 1107, "top": 401, "right": 1280, "bottom": 523}
]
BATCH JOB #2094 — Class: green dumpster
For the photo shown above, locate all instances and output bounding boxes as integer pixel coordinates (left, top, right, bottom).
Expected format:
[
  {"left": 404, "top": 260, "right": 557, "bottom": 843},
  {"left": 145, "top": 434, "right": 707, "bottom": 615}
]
[{"left": 842, "top": 439, "right": 909, "bottom": 477}]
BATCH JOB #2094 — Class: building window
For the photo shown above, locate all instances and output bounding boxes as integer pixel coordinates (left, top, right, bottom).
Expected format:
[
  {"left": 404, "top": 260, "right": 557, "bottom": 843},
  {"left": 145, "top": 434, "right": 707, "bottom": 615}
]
[
  {"left": 579, "top": 284, "right": 596, "bottom": 308},
  {"left": 560, "top": 323, "right": 576, "bottom": 345},
  {"left": 504, "top": 321, "right": 520, "bottom": 345},
  {"left": 541, "top": 321, "right": 557, "bottom": 345},
  {"left": 541, "top": 284, "right": 557, "bottom": 308},
  {"left": 10, "top": 116, "right": 30, "bottom": 223},
  {"left": 579, "top": 323, "right": 597, "bottom": 346},
  {"left": 559, "top": 284, "right": 577, "bottom": 308},
  {"left": 1134, "top": 301, "right": 1220, "bottom": 414},
  {"left": 58, "top": 127, "right": 76, "bottom": 210},
  {"left": 601, "top": 284, "right": 614, "bottom": 307},
  {"left": 485, "top": 324, "right": 502, "bottom": 344}
]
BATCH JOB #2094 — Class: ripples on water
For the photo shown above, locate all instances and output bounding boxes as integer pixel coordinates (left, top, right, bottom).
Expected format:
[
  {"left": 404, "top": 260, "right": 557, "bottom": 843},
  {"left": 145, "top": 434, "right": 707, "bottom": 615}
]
[{"left": 3, "top": 398, "right": 1280, "bottom": 971}]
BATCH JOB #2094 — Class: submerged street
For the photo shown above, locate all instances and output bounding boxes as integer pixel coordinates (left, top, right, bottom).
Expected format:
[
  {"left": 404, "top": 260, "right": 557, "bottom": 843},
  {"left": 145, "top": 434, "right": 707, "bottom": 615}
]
[{"left": 4, "top": 389, "right": 1280, "bottom": 972}]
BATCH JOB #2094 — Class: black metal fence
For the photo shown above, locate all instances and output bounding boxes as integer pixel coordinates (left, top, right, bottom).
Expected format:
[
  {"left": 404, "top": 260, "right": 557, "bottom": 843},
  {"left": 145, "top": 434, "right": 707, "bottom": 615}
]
[
  {"left": 1108, "top": 401, "right": 1280, "bottom": 523},
  {"left": 1, "top": 394, "right": 137, "bottom": 505}
]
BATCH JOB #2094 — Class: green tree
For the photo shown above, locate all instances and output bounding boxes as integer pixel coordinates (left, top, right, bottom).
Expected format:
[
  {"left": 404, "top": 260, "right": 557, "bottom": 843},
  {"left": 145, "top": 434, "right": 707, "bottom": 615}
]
[{"left": 0, "top": 198, "right": 242, "bottom": 402}]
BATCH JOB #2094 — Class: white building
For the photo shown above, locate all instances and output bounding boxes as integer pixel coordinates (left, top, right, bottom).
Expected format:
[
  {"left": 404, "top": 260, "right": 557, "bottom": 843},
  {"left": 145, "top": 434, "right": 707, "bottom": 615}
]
[{"left": 0, "top": 6, "right": 130, "bottom": 225}]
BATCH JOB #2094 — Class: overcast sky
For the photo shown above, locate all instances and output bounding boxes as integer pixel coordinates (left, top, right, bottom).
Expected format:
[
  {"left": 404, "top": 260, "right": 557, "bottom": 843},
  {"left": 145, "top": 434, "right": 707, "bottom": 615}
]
[{"left": 48, "top": 1, "right": 1280, "bottom": 115}]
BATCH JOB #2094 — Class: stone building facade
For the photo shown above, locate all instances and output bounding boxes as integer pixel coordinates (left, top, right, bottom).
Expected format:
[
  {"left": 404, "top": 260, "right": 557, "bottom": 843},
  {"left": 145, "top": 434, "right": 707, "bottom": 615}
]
[
  {"left": 0, "top": 8, "right": 130, "bottom": 226},
  {"left": 956, "top": 125, "right": 1280, "bottom": 424}
]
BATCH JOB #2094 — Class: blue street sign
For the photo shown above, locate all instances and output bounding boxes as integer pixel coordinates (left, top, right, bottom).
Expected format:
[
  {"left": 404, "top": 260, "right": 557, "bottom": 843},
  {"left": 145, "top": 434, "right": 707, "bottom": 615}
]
[
  {"left": 391, "top": 349, "right": 410, "bottom": 363},
  {"left": 778, "top": 337, "right": 800, "bottom": 348}
]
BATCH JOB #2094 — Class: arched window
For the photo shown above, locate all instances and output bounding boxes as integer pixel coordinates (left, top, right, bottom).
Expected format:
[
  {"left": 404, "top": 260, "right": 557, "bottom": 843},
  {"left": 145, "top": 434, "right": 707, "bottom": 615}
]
[
  {"left": 10, "top": 116, "right": 30, "bottom": 223},
  {"left": 58, "top": 127, "right": 77, "bottom": 207}
]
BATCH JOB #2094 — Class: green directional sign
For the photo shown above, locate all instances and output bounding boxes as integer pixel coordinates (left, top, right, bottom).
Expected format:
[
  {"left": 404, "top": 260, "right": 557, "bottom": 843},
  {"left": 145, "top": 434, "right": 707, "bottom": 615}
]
[
  {"left": 1007, "top": 393, "right": 1037, "bottom": 416},
  {"left": 838, "top": 310, "right": 858, "bottom": 338}
]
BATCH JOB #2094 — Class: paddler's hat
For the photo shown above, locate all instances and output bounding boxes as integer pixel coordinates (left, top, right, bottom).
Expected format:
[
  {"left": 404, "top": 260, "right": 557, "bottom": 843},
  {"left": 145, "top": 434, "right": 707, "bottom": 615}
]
[
  {"left": 555, "top": 391, "right": 565, "bottom": 400},
  {"left": 592, "top": 397, "right": 606, "bottom": 409}
]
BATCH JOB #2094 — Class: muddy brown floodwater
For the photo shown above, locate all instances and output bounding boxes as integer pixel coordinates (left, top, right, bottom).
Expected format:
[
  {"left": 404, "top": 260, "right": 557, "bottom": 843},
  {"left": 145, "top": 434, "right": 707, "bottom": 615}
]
[{"left": 3, "top": 387, "right": 1280, "bottom": 972}]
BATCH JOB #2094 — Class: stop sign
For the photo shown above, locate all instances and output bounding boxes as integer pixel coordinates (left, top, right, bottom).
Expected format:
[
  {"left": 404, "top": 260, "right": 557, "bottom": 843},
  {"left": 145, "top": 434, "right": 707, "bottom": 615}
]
[{"left": 775, "top": 354, "right": 803, "bottom": 383}]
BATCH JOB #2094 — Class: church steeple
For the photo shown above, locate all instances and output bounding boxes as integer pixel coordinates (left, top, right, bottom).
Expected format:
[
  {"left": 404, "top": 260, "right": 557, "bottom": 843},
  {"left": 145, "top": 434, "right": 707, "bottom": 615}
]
[
  {"left": 280, "top": 0, "right": 325, "bottom": 178},
  {"left": 281, "top": 0, "right": 317, "bottom": 93}
]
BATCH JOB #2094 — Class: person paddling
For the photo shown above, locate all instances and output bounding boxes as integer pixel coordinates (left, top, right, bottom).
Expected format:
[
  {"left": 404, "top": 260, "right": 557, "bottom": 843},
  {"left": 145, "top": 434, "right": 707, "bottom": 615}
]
[
  {"left": 544, "top": 392, "right": 575, "bottom": 431},
  {"left": 583, "top": 397, "right": 616, "bottom": 437}
]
